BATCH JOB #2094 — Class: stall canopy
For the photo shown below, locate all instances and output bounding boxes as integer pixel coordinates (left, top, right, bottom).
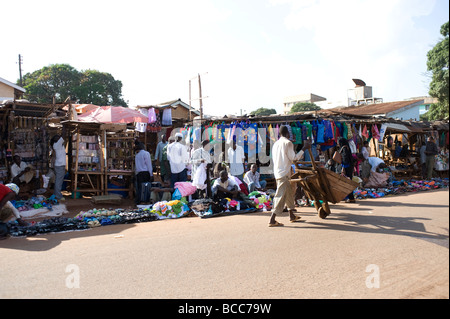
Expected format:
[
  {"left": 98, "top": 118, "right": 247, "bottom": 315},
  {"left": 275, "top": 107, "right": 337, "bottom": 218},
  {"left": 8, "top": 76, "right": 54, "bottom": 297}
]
[{"left": 77, "top": 106, "right": 148, "bottom": 123}]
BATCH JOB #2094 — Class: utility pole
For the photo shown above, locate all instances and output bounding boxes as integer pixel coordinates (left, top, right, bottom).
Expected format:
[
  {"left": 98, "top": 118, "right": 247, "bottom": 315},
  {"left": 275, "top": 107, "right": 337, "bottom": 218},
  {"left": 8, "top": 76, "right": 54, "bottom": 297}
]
[
  {"left": 198, "top": 73, "right": 203, "bottom": 121},
  {"left": 18, "top": 54, "right": 23, "bottom": 87}
]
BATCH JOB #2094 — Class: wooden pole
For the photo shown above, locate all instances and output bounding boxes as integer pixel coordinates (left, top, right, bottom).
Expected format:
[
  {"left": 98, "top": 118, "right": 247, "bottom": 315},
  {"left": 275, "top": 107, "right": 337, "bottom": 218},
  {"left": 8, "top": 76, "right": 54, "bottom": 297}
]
[{"left": 198, "top": 73, "right": 203, "bottom": 121}]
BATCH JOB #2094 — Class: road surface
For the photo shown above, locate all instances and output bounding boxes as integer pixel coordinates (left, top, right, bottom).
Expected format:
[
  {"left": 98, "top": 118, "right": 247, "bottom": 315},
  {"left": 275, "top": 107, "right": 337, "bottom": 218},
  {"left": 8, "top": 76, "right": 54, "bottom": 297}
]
[{"left": 1, "top": 189, "right": 448, "bottom": 299}]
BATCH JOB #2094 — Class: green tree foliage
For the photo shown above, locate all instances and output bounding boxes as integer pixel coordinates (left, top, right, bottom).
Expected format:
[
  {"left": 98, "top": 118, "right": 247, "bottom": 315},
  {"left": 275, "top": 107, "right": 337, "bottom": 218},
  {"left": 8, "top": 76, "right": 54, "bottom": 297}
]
[
  {"left": 425, "top": 21, "right": 449, "bottom": 120},
  {"left": 250, "top": 107, "right": 277, "bottom": 116},
  {"left": 290, "top": 102, "right": 321, "bottom": 113},
  {"left": 20, "top": 64, "right": 128, "bottom": 106}
]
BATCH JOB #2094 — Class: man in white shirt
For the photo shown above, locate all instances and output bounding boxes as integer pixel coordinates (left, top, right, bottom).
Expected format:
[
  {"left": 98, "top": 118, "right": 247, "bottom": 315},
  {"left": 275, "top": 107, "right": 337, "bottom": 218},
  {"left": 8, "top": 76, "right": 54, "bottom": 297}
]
[
  {"left": 367, "top": 156, "right": 385, "bottom": 172},
  {"left": 212, "top": 170, "right": 240, "bottom": 200},
  {"left": 51, "top": 135, "right": 67, "bottom": 201},
  {"left": 243, "top": 164, "right": 267, "bottom": 192},
  {"left": 134, "top": 142, "right": 153, "bottom": 205},
  {"left": 11, "top": 156, "right": 34, "bottom": 184},
  {"left": 227, "top": 138, "right": 245, "bottom": 181},
  {"left": 167, "top": 132, "right": 189, "bottom": 187},
  {"left": 269, "top": 126, "right": 311, "bottom": 227}
]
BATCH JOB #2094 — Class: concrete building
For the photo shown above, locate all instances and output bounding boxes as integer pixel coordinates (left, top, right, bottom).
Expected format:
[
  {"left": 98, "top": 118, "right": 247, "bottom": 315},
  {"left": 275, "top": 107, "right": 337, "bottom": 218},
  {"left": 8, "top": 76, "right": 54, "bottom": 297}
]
[{"left": 283, "top": 93, "right": 326, "bottom": 114}]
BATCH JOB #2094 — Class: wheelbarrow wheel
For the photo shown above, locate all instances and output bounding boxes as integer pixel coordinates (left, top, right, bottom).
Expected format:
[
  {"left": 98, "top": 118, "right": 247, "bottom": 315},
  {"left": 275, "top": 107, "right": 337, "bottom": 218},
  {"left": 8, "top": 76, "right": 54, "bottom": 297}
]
[
  {"left": 318, "top": 207, "right": 328, "bottom": 219},
  {"left": 321, "top": 201, "right": 331, "bottom": 217}
]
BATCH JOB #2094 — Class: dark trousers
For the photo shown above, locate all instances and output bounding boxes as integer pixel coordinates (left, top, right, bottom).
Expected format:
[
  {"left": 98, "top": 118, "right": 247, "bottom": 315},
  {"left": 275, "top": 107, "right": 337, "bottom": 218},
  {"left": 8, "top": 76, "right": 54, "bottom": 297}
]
[
  {"left": 135, "top": 171, "right": 152, "bottom": 204},
  {"left": 170, "top": 169, "right": 187, "bottom": 188},
  {"left": 343, "top": 166, "right": 355, "bottom": 200}
]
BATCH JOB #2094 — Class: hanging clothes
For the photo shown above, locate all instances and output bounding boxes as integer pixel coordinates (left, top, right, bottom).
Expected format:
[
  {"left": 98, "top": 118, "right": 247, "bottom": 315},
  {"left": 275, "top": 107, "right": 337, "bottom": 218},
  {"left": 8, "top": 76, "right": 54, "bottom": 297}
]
[
  {"left": 147, "top": 108, "right": 162, "bottom": 132},
  {"left": 161, "top": 108, "right": 172, "bottom": 126},
  {"left": 371, "top": 124, "right": 380, "bottom": 140},
  {"left": 148, "top": 108, "right": 157, "bottom": 124},
  {"left": 362, "top": 124, "right": 369, "bottom": 139}
]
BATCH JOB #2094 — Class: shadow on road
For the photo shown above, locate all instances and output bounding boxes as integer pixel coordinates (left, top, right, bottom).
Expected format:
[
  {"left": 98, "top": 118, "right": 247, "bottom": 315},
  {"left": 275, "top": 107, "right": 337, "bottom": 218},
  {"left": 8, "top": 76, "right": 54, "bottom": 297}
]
[{"left": 0, "top": 223, "right": 137, "bottom": 252}]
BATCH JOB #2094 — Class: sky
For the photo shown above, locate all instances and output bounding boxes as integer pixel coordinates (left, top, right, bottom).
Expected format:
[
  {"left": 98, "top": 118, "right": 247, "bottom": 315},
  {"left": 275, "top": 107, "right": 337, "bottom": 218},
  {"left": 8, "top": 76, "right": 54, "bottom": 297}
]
[{"left": 1, "top": 0, "right": 448, "bottom": 116}]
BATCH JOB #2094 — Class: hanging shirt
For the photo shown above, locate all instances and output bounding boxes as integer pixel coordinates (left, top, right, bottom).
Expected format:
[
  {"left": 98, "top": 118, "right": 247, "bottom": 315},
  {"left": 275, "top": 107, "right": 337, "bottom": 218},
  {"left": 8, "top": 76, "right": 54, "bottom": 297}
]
[
  {"left": 190, "top": 147, "right": 212, "bottom": 178},
  {"left": 161, "top": 108, "right": 172, "bottom": 126},
  {"left": 227, "top": 145, "right": 245, "bottom": 176},
  {"left": 272, "top": 136, "right": 305, "bottom": 179}
]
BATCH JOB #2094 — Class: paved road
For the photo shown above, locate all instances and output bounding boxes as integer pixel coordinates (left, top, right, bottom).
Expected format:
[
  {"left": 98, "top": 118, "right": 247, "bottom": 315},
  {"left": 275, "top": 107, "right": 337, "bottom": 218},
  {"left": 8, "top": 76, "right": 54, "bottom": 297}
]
[{"left": 1, "top": 189, "right": 448, "bottom": 299}]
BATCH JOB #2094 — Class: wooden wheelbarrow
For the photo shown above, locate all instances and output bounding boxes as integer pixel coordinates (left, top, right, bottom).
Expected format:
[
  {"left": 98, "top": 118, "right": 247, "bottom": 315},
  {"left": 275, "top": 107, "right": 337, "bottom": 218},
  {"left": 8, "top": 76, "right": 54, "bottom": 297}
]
[{"left": 290, "top": 149, "right": 359, "bottom": 219}]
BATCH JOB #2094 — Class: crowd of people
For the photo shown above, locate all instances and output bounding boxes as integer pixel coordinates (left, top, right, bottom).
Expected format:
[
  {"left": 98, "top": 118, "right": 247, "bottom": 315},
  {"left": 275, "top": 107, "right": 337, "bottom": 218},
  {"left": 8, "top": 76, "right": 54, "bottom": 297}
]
[
  {"left": 0, "top": 127, "right": 446, "bottom": 238},
  {"left": 137, "top": 127, "right": 447, "bottom": 227}
]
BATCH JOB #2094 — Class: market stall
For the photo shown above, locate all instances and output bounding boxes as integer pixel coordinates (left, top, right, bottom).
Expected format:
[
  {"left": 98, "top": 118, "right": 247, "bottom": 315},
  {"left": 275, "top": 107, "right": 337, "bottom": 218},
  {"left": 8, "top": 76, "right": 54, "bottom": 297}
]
[
  {"left": 63, "top": 120, "right": 136, "bottom": 198},
  {"left": 0, "top": 100, "right": 69, "bottom": 188}
]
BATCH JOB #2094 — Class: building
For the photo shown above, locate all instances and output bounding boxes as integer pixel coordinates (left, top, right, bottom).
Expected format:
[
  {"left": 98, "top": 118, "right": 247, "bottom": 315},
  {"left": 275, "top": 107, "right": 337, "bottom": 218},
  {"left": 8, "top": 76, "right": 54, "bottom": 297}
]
[
  {"left": 0, "top": 76, "right": 25, "bottom": 101},
  {"left": 326, "top": 98, "right": 436, "bottom": 121},
  {"left": 136, "top": 98, "right": 200, "bottom": 121},
  {"left": 347, "top": 79, "right": 383, "bottom": 106},
  {"left": 283, "top": 93, "right": 326, "bottom": 114}
]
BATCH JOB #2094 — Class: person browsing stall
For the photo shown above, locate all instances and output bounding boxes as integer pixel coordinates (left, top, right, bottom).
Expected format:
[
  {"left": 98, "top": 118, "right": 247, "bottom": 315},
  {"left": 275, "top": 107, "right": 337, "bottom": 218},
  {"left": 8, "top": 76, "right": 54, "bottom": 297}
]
[
  {"left": 50, "top": 135, "right": 66, "bottom": 201},
  {"left": 134, "top": 142, "right": 153, "bottom": 205},
  {"left": 167, "top": 132, "right": 189, "bottom": 187}
]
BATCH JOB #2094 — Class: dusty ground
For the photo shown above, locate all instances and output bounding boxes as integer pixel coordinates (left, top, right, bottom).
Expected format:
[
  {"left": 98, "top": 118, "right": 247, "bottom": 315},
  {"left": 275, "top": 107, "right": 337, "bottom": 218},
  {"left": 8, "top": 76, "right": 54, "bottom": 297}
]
[{"left": 0, "top": 188, "right": 448, "bottom": 299}]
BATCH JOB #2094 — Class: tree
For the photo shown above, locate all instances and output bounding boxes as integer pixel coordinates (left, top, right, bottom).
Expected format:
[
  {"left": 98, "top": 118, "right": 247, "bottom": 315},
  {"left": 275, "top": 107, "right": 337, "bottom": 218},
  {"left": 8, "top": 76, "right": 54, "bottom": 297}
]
[
  {"left": 20, "top": 64, "right": 128, "bottom": 106},
  {"left": 78, "top": 70, "right": 128, "bottom": 107},
  {"left": 425, "top": 21, "right": 449, "bottom": 120},
  {"left": 250, "top": 107, "right": 277, "bottom": 116},
  {"left": 290, "top": 102, "right": 321, "bottom": 113},
  {"left": 21, "top": 64, "right": 81, "bottom": 103}
]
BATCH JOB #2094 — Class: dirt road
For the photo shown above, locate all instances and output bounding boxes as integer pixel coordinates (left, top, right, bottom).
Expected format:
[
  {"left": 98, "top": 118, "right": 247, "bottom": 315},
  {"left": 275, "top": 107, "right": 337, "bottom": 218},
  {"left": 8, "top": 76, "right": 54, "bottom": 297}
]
[{"left": 1, "top": 189, "right": 448, "bottom": 299}]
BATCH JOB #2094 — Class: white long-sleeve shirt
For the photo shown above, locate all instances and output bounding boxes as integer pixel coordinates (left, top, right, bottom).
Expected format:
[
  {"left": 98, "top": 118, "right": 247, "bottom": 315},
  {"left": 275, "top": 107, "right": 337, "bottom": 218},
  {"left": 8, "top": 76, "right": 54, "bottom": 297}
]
[
  {"left": 272, "top": 136, "right": 304, "bottom": 179},
  {"left": 135, "top": 150, "right": 153, "bottom": 175},
  {"left": 167, "top": 142, "right": 189, "bottom": 174}
]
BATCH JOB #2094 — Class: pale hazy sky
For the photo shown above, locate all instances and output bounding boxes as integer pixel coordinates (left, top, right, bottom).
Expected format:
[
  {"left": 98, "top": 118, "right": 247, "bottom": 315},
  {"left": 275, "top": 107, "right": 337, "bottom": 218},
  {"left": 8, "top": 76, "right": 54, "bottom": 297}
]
[{"left": 1, "top": 0, "right": 448, "bottom": 116}]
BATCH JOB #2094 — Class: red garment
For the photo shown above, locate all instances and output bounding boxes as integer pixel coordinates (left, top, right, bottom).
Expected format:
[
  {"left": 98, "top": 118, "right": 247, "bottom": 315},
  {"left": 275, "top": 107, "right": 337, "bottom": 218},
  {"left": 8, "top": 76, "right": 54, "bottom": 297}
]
[
  {"left": 0, "top": 184, "right": 13, "bottom": 201},
  {"left": 362, "top": 125, "right": 369, "bottom": 139},
  {"left": 371, "top": 124, "right": 380, "bottom": 140}
]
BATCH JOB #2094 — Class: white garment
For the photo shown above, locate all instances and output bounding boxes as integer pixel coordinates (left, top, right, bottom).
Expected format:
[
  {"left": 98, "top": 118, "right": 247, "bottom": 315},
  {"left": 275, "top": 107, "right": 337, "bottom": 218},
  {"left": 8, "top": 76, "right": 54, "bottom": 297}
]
[
  {"left": 272, "top": 136, "right": 304, "bottom": 179},
  {"left": 362, "top": 146, "right": 370, "bottom": 160},
  {"left": 212, "top": 177, "right": 238, "bottom": 194},
  {"left": 367, "top": 156, "right": 385, "bottom": 172},
  {"left": 243, "top": 170, "right": 261, "bottom": 189},
  {"left": 227, "top": 145, "right": 245, "bottom": 176},
  {"left": 167, "top": 142, "right": 189, "bottom": 174},
  {"left": 135, "top": 122, "right": 147, "bottom": 133},
  {"left": 135, "top": 150, "right": 153, "bottom": 175},
  {"left": 190, "top": 147, "right": 212, "bottom": 178},
  {"left": 192, "top": 163, "right": 207, "bottom": 190},
  {"left": 53, "top": 137, "right": 66, "bottom": 167},
  {"left": 11, "top": 162, "right": 27, "bottom": 181}
]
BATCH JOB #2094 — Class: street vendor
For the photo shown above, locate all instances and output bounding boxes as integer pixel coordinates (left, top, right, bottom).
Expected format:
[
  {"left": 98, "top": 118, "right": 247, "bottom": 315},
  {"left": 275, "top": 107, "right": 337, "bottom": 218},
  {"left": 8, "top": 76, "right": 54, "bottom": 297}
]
[
  {"left": 0, "top": 183, "right": 28, "bottom": 239},
  {"left": 10, "top": 155, "right": 39, "bottom": 194},
  {"left": 212, "top": 170, "right": 241, "bottom": 200},
  {"left": 268, "top": 125, "right": 311, "bottom": 227},
  {"left": 243, "top": 164, "right": 267, "bottom": 192}
]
